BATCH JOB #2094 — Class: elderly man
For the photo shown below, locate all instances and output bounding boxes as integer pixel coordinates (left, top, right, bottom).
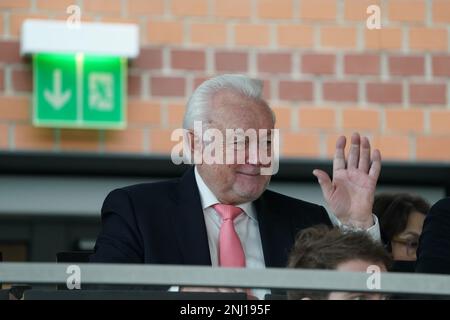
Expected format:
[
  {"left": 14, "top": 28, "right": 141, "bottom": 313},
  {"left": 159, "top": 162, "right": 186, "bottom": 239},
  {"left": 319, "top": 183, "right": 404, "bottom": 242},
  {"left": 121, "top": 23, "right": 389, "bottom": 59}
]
[{"left": 90, "top": 74, "right": 381, "bottom": 297}]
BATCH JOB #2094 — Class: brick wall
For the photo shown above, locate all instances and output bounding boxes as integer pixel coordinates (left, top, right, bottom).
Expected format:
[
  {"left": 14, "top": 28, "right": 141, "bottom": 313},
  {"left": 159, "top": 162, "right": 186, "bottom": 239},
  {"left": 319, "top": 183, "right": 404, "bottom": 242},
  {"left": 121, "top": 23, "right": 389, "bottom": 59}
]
[{"left": 1, "top": 0, "right": 450, "bottom": 161}]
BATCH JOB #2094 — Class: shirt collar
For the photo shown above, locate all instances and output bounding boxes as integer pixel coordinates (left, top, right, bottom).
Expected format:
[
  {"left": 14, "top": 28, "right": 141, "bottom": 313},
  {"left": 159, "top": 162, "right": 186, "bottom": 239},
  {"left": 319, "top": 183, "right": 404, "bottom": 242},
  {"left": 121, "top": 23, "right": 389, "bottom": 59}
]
[{"left": 194, "top": 166, "right": 257, "bottom": 221}]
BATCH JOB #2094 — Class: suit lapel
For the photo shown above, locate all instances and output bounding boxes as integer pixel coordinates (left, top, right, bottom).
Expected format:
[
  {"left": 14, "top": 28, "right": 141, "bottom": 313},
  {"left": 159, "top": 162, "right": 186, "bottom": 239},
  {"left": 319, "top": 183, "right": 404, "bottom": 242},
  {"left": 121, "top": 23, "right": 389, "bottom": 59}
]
[
  {"left": 255, "top": 193, "right": 294, "bottom": 268},
  {"left": 168, "top": 169, "right": 295, "bottom": 268},
  {"left": 169, "top": 167, "right": 212, "bottom": 266}
]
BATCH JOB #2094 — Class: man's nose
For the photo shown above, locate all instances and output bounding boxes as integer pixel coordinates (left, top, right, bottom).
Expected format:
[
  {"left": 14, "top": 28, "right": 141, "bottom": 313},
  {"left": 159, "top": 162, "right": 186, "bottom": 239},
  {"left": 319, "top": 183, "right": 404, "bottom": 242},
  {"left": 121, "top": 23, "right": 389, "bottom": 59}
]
[{"left": 245, "top": 143, "right": 261, "bottom": 165}]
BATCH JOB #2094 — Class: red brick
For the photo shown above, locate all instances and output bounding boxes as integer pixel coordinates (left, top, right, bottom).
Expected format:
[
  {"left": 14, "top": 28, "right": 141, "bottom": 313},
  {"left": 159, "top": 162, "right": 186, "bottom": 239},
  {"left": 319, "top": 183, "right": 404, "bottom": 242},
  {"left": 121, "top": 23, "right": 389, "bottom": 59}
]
[
  {"left": 372, "top": 135, "right": 410, "bottom": 160},
  {"left": 234, "top": 24, "right": 270, "bottom": 46},
  {"left": 321, "top": 26, "right": 357, "bottom": 48},
  {"left": 272, "top": 106, "right": 292, "bottom": 129},
  {"left": 191, "top": 23, "right": 227, "bottom": 45},
  {"left": 105, "top": 128, "right": 145, "bottom": 153},
  {"left": 12, "top": 69, "right": 32, "bottom": 92},
  {"left": 433, "top": 0, "right": 450, "bottom": 23},
  {"left": 282, "top": 132, "right": 321, "bottom": 158},
  {"left": 258, "top": 0, "right": 293, "bottom": 19},
  {"left": 168, "top": 103, "right": 185, "bottom": 127},
  {"left": 366, "top": 83, "right": 403, "bottom": 104},
  {"left": 279, "top": 81, "right": 313, "bottom": 101},
  {"left": 409, "top": 27, "right": 447, "bottom": 51},
  {"left": 277, "top": 25, "right": 314, "bottom": 48},
  {"left": 9, "top": 13, "right": 48, "bottom": 38},
  {"left": 215, "top": 51, "right": 248, "bottom": 72},
  {"left": 171, "top": 0, "right": 208, "bottom": 16},
  {"left": 342, "top": 108, "right": 380, "bottom": 131},
  {"left": 149, "top": 128, "right": 178, "bottom": 153},
  {"left": 410, "top": 83, "right": 446, "bottom": 105},
  {"left": 36, "top": 0, "right": 74, "bottom": 10},
  {"left": 300, "top": 0, "right": 337, "bottom": 21},
  {"left": 344, "top": 54, "right": 380, "bottom": 75},
  {"left": 193, "top": 77, "right": 210, "bottom": 91},
  {"left": 128, "top": 100, "right": 161, "bottom": 126},
  {"left": 0, "top": 96, "right": 29, "bottom": 121},
  {"left": 323, "top": 82, "right": 358, "bottom": 102},
  {"left": 128, "top": 0, "right": 164, "bottom": 15},
  {"left": 84, "top": 0, "right": 121, "bottom": 14},
  {"left": 0, "top": 68, "right": 4, "bottom": 91},
  {"left": 389, "top": 55, "right": 425, "bottom": 76},
  {"left": 0, "top": 41, "right": 22, "bottom": 64},
  {"left": 344, "top": 0, "right": 378, "bottom": 21},
  {"left": 0, "top": 124, "right": 8, "bottom": 148},
  {"left": 257, "top": 53, "right": 292, "bottom": 74},
  {"left": 147, "top": 21, "right": 184, "bottom": 45},
  {"left": 385, "top": 109, "right": 424, "bottom": 133},
  {"left": 365, "top": 28, "right": 403, "bottom": 50},
  {"left": 432, "top": 55, "right": 450, "bottom": 77},
  {"left": 430, "top": 110, "right": 450, "bottom": 134},
  {"left": 60, "top": 129, "right": 100, "bottom": 152},
  {"left": 171, "top": 49, "right": 206, "bottom": 71},
  {"left": 128, "top": 74, "right": 141, "bottom": 97},
  {"left": 301, "top": 54, "right": 335, "bottom": 75},
  {"left": 151, "top": 77, "right": 186, "bottom": 97},
  {"left": 14, "top": 124, "right": 55, "bottom": 150},
  {"left": 131, "top": 48, "right": 162, "bottom": 69},
  {"left": 388, "top": 0, "right": 425, "bottom": 23},
  {"left": 0, "top": 0, "right": 29, "bottom": 9},
  {"left": 417, "top": 136, "right": 450, "bottom": 161},
  {"left": 215, "top": 0, "right": 251, "bottom": 18},
  {"left": 298, "top": 107, "right": 336, "bottom": 130}
]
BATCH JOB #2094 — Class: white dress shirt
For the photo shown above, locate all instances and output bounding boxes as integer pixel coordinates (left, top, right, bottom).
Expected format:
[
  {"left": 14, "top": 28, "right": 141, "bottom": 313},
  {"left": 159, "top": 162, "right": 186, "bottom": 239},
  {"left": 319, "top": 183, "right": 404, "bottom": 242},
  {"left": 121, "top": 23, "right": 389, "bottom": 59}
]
[{"left": 194, "top": 167, "right": 268, "bottom": 299}]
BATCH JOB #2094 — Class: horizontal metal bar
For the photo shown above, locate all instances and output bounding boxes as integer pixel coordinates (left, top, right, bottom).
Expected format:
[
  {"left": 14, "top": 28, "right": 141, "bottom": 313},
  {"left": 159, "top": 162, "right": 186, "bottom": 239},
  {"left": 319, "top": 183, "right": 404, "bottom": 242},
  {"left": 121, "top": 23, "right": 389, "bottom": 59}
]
[
  {"left": 2, "top": 151, "right": 450, "bottom": 187},
  {"left": 1, "top": 263, "right": 450, "bottom": 296}
]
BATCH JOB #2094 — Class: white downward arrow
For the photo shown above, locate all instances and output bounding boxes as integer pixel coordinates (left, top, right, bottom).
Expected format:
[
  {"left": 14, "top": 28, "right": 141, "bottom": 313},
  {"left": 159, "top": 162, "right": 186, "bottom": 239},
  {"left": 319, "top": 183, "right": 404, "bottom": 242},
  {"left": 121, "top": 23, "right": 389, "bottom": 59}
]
[{"left": 44, "top": 69, "right": 72, "bottom": 110}]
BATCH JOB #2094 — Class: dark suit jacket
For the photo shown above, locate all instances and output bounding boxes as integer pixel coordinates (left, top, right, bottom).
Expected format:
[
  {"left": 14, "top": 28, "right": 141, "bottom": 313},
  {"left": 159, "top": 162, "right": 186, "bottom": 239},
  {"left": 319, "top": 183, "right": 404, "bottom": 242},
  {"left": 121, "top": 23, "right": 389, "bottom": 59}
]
[
  {"left": 416, "top": 197, "right": 450, "bottom": 275},
  {"left": 90, "top": 167, "right": 332, "bottom": 268}
]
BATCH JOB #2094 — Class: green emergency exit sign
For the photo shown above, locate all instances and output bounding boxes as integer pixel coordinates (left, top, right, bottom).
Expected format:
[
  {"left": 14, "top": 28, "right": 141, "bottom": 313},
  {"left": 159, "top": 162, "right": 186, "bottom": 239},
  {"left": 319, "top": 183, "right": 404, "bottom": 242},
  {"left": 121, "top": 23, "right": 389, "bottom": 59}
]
[{"left": 33, "top": 53, "right": 126, "bottom": 129}]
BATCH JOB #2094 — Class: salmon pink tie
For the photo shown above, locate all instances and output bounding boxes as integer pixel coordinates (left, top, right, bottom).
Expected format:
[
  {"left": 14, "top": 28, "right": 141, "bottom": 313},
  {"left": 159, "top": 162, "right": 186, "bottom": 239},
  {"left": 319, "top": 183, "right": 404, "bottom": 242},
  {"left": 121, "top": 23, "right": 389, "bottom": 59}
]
[{"left": 213, "top": 204, "right": 246, "bottom": 268}]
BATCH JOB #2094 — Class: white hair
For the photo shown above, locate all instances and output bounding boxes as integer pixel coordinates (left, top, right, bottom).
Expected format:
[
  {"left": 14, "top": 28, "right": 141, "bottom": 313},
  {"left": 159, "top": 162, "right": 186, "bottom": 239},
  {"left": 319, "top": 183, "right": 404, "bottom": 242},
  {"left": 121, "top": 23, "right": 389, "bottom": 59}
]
[{"left": 183, "top": 74, "right": 274, "bottom": 129}]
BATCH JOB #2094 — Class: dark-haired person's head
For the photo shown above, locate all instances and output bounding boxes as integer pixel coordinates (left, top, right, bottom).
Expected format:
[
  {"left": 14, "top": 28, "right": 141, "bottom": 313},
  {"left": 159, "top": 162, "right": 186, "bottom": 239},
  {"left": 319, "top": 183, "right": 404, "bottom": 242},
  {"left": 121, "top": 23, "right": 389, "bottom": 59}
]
[
  {"left": 373, "top": 193, "right": 430, "bottom": 261},
  {"left": 287, "top": 226, "right": 392, "bottom": 300}
]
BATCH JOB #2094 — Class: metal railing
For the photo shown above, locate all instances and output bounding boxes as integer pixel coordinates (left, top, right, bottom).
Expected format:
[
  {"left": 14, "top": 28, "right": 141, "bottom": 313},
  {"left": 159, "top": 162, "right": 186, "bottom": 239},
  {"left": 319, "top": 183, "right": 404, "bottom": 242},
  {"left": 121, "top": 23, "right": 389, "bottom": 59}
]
[{"left": 1, "top": 262, "right": 450, "bottom": 296}]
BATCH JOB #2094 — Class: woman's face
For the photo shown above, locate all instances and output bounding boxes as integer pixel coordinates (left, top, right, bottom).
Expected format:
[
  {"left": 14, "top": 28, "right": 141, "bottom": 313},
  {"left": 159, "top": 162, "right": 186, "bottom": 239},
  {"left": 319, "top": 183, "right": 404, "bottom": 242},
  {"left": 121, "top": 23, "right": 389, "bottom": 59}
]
[{"left": 391, "top": 210, "right": 426, "bottom": 261}]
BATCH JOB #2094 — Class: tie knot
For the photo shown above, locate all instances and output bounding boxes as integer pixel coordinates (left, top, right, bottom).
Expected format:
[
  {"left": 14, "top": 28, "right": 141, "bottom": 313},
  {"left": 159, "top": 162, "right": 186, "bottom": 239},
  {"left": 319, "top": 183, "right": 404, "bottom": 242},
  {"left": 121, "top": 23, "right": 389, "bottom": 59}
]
[{"left": 213, "top": 204, "right": 243, "bottom": 221}]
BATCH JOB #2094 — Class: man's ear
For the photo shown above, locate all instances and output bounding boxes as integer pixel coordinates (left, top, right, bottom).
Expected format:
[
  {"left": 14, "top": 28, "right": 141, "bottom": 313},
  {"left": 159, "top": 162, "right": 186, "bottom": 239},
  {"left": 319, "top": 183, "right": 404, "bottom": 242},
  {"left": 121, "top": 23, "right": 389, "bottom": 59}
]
[
  {"left": 186, "top": 130, "right": 203, "bottom": 164},
  {"left": 187, "top": 130, "right": 195, "bottom": 154}
]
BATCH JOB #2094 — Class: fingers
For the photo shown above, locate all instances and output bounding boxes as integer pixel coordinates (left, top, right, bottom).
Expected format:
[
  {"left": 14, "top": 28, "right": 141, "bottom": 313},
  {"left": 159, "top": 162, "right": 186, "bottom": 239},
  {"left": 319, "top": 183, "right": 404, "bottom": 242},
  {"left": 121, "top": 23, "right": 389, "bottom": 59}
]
[
  {"left": 369, "top": 148, "right": 382, "bottom": 180},
  {"left": 313, "top": 169, "right": 333, "bottom": 200},
  {"left": 347, "top": 132, "right": 360, "bottom": 170},
  {"left": 333, "top": 133, "right": 378, "bottom": 175},
  {"left": 358, "top": 136, "right": 371, "bottom": 173},
  {"left": 333, "top": 136, "right": 346, "bottom": 175}
]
